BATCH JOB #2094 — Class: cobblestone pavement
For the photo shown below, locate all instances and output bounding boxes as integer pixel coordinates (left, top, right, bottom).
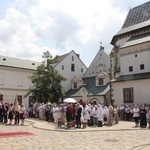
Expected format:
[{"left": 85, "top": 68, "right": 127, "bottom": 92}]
[{"left": 0, "top": 119, "right": 150, "bottom": 150}]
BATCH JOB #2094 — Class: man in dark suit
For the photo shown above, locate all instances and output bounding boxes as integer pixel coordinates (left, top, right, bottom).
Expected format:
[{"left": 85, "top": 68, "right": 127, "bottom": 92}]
[
  {"left": 75, "top": 103, "right": 82, "bottom": 128},
  {"left": 4, "top": 102, "right": 9, "bottom": 123},
  {"left": 0, "top": 102, "right": 4, "bottom": 123}
]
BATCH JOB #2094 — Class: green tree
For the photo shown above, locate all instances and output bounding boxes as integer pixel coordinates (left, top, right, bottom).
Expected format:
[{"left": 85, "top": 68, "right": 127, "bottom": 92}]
[{"left": 25, "top": 51, "right": 66, "bottom": 103}]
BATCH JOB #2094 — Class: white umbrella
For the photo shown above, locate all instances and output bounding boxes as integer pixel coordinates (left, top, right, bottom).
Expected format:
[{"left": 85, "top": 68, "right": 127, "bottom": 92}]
[{"left": 63, "top": 98, "right": 77, "bottom": 103}]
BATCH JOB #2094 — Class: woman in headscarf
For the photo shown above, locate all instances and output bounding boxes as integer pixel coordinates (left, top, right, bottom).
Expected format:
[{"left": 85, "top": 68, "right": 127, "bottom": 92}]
[
  {"left": 108, "top": 105, "right": 114, "bottom": 126},
  {"left": 140, "top": 105, "right": 147, "bottom": 128},
  {"left": 97, "top": 104, "right": 103, "bottom": 127},
  {"left": 103, "top": 106, "right": 109, "bottom": 125},
  {"left": 93, "top": 105, "right": 98, "bottom": 126}
]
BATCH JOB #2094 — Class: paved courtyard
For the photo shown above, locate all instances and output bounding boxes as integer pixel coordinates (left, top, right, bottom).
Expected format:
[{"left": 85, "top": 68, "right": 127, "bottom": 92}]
[{"left": 0, "top": 119, "right": 150, "bottom": 150}]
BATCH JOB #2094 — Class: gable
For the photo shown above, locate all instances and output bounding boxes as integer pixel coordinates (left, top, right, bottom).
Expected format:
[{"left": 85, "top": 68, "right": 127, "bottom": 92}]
[
  {"left": 84, "top": 47, "right": 110, "bottom": 77},
  {"left": 96, "top": 71, "right": 109, "bottom": 78},
  {"left": 54, "top": 50, "right": 87, "bottom": 70}
]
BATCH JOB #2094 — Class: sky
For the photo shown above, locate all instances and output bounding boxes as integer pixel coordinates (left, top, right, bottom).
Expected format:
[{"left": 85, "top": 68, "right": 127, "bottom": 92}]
[{"left": 0, "top": 0, "right": 149, "bottom": 67}]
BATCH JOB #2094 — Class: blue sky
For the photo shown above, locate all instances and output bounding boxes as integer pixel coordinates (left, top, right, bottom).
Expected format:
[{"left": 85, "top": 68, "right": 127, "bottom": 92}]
[{"left": 0, "top": 0, "right": 149, "bottom": 67}]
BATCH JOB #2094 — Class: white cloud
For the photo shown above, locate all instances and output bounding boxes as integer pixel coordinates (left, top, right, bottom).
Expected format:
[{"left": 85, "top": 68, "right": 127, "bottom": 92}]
[{"left": 0, "top": 0, "right": 148, "bottom": 66}]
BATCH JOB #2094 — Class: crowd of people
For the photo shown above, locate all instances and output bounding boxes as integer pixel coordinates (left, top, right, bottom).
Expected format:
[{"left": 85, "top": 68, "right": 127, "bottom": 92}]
[
  {"left": 28, "top": 101, "right": 150, "bottom": 129},
  {"left": 1, "top": 100, "right": 150, "bottom": 129},
  {"left": 0, "top": 102, "right": 26, "bottom": 125}
]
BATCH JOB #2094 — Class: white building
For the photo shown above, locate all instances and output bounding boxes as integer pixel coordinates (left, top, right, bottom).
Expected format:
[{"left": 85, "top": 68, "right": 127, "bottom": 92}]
[
  {"left": 110, "top": 1, "right": 150, "bottom": 106},
  {"left": 0, "top": 55, "right": 41, "bottom": 107},
  {"left": 0, "top": 50, "right": 87, "bottom": 107},
  {"left": 54, "top": 50, "right": 87, "bottom": 92},
  {"left": 66, "top": 46, "right": 111, "bottom": 105}
]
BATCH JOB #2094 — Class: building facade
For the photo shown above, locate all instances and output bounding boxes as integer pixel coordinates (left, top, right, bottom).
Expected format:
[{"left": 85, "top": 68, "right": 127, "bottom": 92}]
[
  {"left": 66, "top": 46, "right": 111, "bottom": 105},
  {"left": 110, "top": 1, "right": 150, "bottom": 106},
  {"left": 0, "top": 50, "right": 87, "bottom": 107},
  {"left": 0, "top": 55, "right": 41, "bottom": 107},
  {"left": 54, "top": 50, "right": 87, "bottom": 92}
]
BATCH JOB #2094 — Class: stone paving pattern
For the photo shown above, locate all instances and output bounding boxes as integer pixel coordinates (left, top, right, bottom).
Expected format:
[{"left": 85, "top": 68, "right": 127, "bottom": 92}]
[{"left": 0, "top": 119, "right": 150, "bottom": 150}]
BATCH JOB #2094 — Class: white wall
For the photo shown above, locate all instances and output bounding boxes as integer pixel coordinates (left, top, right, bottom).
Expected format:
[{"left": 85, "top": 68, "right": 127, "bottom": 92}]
[
  {"left": 0, "top": 67, "right": 33, "bottom": 108},
  {"left": 55, "top": 51, "right": 87, "bottom": 92},
  {"left": 112, "top": 79, "right": 150, "bottom": 106},
  {"left": 120, "top": 43, "right": 150, "bottom": 75}
]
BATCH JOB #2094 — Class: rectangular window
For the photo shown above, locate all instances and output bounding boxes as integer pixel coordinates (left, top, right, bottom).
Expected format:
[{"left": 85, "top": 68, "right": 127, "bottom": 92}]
[
  {"left": 62, "top": 65, "right": 64, "bottom": 70},
  {"left": 0, "top": 94, "right": 3, "bottom": 101},
  {"left": 71, "top": 64, "right": 75, "bottom": 72},
  {"left": 129, "top": 66, "right": 133, "bottom": 72},
  {"left": 17, "top": 95, "right": 22, "bottom": 105},
  {"left": 98, "top": 78, "right": 103, "bottom": 85},
  {"left": 73, "top": 82, "right": 77, "bottom": 89},
  {"left": 72, "top": 56, "right": 74, "bottom": 61},
  {"left": 123, "top": 88, "right": 134, "bottom": 103},
  {"left": 140, "top": 64, "right": 144, "bottom": 70},
  {"left": 81, "top": 68, "right": 83, "bottom": 73}
]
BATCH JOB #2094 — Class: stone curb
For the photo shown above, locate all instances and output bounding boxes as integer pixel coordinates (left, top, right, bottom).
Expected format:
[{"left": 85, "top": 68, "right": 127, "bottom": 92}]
[{"left": 25, "top": 119, "right": 148, "bottom": 132}]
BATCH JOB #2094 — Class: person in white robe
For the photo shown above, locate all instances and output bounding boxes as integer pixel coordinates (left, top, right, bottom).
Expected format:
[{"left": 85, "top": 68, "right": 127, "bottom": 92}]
[
  {"left": 93, "top": 105, "right": 98, "bottom": 126},
  {"left": 53, "top": 105, "right": 58, "bottom": 123},
  {"left": 108, "top": 105, "right": 114, "bottom": 126},
  {"left": 103, "top": 106, "right": 109, "bottom": 125},
  {"left": 97, "top": 104, "right": 103, "bottom": 127},
  {"left": 83, "top": 105, "right": 90, "bottom": 122}
]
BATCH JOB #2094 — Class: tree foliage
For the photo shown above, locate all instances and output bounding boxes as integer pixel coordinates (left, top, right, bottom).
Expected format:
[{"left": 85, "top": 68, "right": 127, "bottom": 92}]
[{"left": 25, "top": 51, "right": 66, "bottom": 103}]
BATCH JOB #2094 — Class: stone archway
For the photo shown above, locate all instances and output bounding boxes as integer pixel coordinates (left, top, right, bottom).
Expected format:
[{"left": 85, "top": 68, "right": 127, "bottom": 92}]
[{"left": 90, "top": 98, "right": 101, "bottom": 105}]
